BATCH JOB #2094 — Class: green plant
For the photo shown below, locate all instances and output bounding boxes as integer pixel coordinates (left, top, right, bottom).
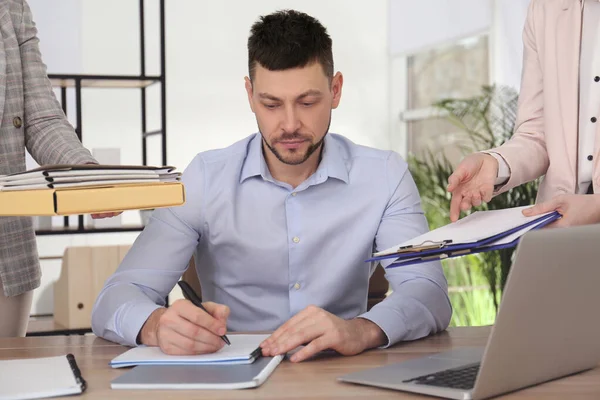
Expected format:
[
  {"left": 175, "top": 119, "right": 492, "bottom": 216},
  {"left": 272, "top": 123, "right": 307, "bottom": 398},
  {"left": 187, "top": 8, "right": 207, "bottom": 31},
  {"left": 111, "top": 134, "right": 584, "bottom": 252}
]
[
  {"left": 409, "top": 85, "right": 539, "bottom": 314},
  {"left": 443, "top": 257, "right": 497, "bottom": 326}
]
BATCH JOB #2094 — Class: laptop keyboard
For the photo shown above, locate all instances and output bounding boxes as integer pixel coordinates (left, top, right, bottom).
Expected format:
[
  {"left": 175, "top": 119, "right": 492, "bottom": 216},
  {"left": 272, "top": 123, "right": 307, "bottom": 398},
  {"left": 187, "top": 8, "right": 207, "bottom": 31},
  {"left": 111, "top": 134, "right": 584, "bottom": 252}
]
[{"left": 402, "top": 363, "right": 480, "bottom": 390}]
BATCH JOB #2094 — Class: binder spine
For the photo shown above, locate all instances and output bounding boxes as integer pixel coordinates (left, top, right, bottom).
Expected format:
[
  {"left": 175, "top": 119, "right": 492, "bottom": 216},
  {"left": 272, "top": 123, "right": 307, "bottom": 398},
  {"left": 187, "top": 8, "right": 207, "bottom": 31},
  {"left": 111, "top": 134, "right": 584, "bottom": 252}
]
[
  {"left": 66, "top": 353, "right": 87, "bottom": 392},
  {"left": 250, "top": 346, "right": 263, "bottom": 361}
]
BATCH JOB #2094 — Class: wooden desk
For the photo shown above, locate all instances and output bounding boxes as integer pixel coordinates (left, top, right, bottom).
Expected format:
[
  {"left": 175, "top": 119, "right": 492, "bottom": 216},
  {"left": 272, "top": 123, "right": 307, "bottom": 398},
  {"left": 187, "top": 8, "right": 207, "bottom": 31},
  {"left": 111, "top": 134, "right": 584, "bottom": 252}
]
[{"left": 1, "top": 327, "right": 599, "bottom": 399}]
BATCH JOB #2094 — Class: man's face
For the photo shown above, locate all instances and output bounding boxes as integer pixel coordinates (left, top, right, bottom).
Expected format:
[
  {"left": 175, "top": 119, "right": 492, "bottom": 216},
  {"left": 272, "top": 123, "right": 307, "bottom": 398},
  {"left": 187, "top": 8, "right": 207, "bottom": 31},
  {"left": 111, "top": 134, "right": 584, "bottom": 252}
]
[{"left": 245, "top": 62, "right": 343, "bottom": 165}]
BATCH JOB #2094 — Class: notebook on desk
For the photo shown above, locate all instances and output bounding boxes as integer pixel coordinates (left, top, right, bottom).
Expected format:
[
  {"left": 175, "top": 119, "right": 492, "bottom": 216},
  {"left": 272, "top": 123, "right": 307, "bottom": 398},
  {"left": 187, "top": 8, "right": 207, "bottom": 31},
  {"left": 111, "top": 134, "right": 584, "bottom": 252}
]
[
  {"left": 0, "top": 354, "right": 86, "bottom": 400},
  {"left": 111, "top": 355, "right": 284, "bottom": 390},
  {"left": 110, "top": 334, "right": 269, "bottom": 368}
]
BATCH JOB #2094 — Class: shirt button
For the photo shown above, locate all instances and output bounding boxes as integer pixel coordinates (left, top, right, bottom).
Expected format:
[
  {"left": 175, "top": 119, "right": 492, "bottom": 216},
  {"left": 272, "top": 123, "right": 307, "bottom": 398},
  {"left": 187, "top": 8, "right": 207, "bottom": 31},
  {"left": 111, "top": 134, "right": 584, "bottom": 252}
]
[
  {"left": 293, "top": 282, "right": 301, "bottom": 290},
  {"left": 588, "top": 155, "right": 594, "bottom": 161},
  {"left": 13, "top": 116, "right": 22, "bottom": 128},
  {"left": 291, "top": 192, "right": 297, "bottom": 196},
  {"left": 595, "top": 76, "right": 600, "bottom": 82},
  {"left": 292, "top": 236, "right": 300, "bottom": 243},
  {"left": 592, "top": 117, "right": 597, "bottom": 123}
]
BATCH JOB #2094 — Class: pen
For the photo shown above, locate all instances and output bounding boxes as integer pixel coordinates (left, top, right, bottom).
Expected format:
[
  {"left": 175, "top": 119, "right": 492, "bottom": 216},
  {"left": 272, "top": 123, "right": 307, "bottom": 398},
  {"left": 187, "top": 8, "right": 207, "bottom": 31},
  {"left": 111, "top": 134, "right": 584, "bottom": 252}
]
[{"left": 177, "top": 281, "right": 231, "bottom": 345}]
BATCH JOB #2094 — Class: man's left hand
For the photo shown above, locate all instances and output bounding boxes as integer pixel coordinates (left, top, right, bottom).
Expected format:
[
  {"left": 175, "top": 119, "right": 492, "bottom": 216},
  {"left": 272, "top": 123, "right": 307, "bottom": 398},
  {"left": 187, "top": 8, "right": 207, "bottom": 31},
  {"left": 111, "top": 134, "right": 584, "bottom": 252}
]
[
  {"left": 260, "top": 305, "right": 387, "bottom": 363},
  {"left": 522, "top": 194, "right": 600, "bottom": 227}
]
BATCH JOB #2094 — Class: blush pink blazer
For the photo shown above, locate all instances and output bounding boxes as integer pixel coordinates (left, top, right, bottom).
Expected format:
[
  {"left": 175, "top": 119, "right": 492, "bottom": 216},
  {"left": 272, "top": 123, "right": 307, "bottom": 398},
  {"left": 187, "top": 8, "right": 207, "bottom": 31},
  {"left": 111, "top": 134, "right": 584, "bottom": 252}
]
[{"left": 491, "top": 0, "right": 596, "bottom": 202}]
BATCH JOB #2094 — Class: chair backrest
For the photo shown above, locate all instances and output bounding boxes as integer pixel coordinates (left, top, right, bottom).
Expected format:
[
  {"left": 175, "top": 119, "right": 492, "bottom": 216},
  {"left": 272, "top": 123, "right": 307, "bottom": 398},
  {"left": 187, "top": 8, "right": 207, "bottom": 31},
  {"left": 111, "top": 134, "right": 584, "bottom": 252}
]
[{"left": 181, "top": 258, "right": 389, "bottom": 311}]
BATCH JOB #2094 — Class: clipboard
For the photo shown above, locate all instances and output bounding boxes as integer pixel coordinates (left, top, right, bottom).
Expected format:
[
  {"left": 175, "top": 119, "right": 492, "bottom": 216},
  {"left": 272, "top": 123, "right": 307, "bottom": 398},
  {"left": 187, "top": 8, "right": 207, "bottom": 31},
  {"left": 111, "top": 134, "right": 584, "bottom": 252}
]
[
  {"left": 367, "top": 208, "right": 561, "bottom": 264},
  {"left": 385, "top": 211, "right": 559, "bottom": 268}
]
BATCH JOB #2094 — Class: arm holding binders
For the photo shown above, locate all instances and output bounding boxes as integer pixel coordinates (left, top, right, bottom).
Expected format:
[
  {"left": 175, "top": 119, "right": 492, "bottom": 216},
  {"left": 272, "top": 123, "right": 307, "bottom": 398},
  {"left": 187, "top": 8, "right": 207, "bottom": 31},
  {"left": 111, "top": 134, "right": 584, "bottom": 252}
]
[{"left": 368, "top": 206, "right": 561, "bottom": 267}]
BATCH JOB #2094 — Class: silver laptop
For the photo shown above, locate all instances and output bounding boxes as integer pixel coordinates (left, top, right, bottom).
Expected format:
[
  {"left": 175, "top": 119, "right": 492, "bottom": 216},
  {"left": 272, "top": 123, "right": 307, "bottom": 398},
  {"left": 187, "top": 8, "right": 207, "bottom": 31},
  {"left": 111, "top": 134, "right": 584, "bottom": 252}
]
[{"left": 339, "top": 223, "right": 600, "bottom": 400}]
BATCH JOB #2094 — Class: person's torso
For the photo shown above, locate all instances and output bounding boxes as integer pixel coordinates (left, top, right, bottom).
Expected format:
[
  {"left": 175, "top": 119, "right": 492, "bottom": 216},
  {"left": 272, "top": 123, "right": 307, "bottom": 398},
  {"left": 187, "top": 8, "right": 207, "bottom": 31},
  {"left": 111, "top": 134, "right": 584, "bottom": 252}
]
[{"left": 192, "top": 133, "right": 394, "bottom": 331}]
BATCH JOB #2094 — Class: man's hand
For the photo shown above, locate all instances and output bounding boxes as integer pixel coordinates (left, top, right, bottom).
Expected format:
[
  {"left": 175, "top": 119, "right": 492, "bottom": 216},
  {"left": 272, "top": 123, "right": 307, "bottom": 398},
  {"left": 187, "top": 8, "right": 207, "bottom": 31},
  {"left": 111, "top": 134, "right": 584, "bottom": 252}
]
[
  {"left": 82, "top": 162, "right": 123, "bottom": 220},
  {"left": 522, "top": 194, "right": 600, "bottom": 228},
  {"left": 260, "top": 305, "right": 386, "bottom": 363},
  {"left": 447, "top": 153, "right": 499, "bottom": 222},
  {"left": 139, "top": 299, "right": 230, "bottom": 355},
  {"left": 91, "top": 211, "right": 122, "bottom": 219}
]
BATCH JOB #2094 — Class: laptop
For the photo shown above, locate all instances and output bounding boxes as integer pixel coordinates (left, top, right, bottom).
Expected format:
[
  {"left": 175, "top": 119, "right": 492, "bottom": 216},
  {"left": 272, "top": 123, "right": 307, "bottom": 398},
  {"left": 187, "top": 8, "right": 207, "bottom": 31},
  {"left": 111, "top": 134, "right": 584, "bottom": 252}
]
[{"left": 339, "top": 223, "right": 600, "bottom": 399}]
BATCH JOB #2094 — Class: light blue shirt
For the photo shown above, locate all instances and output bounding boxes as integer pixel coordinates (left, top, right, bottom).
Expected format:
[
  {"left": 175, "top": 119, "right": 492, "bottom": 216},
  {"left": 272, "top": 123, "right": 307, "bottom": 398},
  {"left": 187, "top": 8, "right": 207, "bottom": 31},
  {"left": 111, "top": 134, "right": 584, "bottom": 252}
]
[{"left": 91, "top": 133, "right": 452, "bottom": 347}]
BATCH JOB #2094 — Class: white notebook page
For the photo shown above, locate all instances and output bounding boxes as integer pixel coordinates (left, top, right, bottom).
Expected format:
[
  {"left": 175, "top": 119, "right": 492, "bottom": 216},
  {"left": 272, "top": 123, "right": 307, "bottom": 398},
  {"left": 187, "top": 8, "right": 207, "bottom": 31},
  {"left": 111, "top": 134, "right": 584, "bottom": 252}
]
[
  {"left": 0, "top": 355, "right": 83, "bottom": 400},
  {"left": 110, "top": 334, "right": 270, "bottom": 368}
]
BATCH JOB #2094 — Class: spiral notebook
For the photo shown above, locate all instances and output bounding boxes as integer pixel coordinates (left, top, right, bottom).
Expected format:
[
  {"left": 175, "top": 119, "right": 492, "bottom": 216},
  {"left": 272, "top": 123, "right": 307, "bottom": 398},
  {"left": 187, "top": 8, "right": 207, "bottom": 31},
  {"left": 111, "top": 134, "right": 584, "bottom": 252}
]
[{"left": 0, "top": 354, "right": 86, "bottom": 400}]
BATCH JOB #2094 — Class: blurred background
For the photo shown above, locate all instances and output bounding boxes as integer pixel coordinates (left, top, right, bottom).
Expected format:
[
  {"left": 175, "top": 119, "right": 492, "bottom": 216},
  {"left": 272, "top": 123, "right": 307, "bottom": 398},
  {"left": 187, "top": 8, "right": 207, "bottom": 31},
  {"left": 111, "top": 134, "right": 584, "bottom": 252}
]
[{"left": 25, "top": 0, "right": 533, "bottom": 332}]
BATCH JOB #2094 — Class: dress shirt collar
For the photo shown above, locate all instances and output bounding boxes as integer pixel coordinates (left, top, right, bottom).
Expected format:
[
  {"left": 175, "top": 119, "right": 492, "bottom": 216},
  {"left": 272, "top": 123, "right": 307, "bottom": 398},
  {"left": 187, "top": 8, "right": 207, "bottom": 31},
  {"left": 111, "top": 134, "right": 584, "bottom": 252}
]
[{"left": 240, "top": 133, "right": 349, "bottom": 184}]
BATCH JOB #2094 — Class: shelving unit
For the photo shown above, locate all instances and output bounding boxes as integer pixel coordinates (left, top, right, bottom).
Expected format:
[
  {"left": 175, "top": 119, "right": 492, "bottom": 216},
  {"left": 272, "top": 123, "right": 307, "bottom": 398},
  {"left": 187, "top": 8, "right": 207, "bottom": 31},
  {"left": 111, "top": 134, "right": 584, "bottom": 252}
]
[
  {"left": 27, "top": 1, "right": 170, "bottom": 337},
  {"left": 37, "top": 0, "right": 166, "bottom": 236}
]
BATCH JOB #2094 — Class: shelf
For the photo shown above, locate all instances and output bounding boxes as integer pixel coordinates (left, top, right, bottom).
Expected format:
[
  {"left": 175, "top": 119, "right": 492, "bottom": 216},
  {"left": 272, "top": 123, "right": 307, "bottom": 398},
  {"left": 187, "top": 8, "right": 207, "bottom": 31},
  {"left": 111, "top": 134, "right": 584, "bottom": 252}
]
[
  {"left": 35, "top": 225, "right": 145, "bottom": 236},
  {"left": 26, "top": 316, "right": 91, "bottom": 337},
  {"left": 36, "top": 1, "right": 167, "bottom": 236},
  {"left": 48, "top": 74, "right": 161, "bottom": 89}
]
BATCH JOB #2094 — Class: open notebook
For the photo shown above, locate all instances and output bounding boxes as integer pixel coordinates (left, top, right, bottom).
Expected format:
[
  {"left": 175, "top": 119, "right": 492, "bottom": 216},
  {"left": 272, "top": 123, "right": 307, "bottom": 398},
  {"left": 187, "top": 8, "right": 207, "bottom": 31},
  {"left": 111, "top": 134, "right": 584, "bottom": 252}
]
[
  {"left": 110, "top": 334, "right": 270, "bottom": 368},
  {"left": 0, "top": 354, "right": 86, "bottom": 400}
]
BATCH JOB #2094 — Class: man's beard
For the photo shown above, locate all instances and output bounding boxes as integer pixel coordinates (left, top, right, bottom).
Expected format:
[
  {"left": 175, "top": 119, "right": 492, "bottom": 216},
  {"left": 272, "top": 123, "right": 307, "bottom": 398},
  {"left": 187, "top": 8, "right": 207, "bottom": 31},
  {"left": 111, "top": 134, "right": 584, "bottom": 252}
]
[{"left": 259, "top": 116, "right": 331, "bottom": 166}]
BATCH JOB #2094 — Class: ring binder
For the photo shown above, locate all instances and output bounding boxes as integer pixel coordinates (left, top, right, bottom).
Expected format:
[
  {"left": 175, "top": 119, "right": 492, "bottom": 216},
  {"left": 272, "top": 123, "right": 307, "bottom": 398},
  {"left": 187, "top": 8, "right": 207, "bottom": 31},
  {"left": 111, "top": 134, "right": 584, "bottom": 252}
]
[{"left": 66, "top": 354, "right": 88, "bottom": 393}]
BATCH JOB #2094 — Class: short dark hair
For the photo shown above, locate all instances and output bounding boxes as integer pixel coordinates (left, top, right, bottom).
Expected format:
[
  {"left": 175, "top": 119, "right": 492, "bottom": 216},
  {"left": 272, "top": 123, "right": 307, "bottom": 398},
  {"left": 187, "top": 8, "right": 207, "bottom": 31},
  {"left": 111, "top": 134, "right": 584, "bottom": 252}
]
[{"left": 247, "top": 10, "right": 334, "bottom": 82}]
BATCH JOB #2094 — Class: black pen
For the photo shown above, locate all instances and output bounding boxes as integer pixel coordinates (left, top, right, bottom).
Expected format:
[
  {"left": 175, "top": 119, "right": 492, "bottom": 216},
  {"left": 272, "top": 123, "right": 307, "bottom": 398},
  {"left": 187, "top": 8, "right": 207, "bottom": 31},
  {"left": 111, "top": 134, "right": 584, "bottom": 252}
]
[{"left": 177, "top": 281, "right": 231, "bottom": 345}]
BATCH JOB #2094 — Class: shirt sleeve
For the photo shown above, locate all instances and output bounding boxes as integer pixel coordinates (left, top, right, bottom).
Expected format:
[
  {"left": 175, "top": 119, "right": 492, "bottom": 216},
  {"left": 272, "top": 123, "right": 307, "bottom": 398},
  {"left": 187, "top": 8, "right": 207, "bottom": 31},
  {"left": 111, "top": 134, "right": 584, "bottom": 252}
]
[
  {"left": 91, "top": 155, "right": 207, "bottom": 346},
  {"left": 483, "top": 151, "right": 511, "bottom": 186},
  {"left": 358, "top": 152, "right": 452, "bottom": 347}
]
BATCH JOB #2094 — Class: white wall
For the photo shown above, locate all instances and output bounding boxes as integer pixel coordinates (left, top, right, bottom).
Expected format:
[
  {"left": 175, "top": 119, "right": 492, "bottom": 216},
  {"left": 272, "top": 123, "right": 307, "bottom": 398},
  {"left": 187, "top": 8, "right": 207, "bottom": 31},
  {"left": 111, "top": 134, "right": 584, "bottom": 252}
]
[
  {"left": 28, "top": 0, "right": 82, "bottom": 73},
  {"left": 491, "top": 0, "right": 530, "bottom": 91},
  {"left": 79, "top": 0, "right": 392, "bottom": 173},
  {"left": 389, "top": 0, "right": 492, "bottom": 56},
  {"left": 26, "top": 0, "right": 81, "bottom": 171}
]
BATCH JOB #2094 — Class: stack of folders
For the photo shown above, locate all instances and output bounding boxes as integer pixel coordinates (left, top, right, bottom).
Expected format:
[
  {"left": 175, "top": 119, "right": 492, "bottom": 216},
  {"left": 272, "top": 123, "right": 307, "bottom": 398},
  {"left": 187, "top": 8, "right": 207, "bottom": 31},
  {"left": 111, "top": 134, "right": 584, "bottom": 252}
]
[
  {"left": 109, "top": 334, "right": 284, "bottom": 390},
  {"left": 0, "top": 164, "right": 185, "bottom": 216},
  {"left": 368, "top": 206, "right": 561, "bottom": 268}
]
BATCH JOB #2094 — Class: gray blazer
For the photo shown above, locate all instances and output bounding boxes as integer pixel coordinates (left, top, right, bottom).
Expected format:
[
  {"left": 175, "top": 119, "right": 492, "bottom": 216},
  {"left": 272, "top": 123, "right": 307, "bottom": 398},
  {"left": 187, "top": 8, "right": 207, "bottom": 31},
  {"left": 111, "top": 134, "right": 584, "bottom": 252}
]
[{"left": 0, "top": 0, "right": 96, "bottom": 297}]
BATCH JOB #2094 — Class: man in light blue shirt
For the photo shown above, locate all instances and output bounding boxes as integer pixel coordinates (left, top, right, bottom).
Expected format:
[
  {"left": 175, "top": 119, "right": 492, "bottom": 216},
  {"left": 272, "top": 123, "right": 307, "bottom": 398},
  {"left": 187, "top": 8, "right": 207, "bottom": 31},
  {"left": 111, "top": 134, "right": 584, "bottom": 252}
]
[{"left": 92, "top": 9, "right": 451, "bottom": 363}]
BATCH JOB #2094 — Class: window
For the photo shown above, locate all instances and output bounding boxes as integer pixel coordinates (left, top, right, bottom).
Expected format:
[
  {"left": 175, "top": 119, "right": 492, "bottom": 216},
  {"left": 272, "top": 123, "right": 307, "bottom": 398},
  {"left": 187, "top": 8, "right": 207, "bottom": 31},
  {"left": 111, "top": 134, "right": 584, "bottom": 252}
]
[{"left": 404, "top": 34, "right": 490, "bottom": 165}]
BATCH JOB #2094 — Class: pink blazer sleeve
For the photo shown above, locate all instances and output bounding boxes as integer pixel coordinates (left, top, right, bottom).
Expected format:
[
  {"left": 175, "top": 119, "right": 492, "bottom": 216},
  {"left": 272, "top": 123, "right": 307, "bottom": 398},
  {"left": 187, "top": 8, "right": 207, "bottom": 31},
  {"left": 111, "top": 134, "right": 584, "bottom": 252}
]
[{"left": 489, "top": 0, "right": 549, "bottom": 194}]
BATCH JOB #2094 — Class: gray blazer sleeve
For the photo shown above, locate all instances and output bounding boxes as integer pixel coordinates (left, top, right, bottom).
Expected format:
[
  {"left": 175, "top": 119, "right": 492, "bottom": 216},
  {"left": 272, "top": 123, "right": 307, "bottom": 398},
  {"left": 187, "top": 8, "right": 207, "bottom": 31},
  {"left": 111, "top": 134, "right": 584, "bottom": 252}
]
[{"left": 19, "top": 0, "right": 96, "bottom": 166}]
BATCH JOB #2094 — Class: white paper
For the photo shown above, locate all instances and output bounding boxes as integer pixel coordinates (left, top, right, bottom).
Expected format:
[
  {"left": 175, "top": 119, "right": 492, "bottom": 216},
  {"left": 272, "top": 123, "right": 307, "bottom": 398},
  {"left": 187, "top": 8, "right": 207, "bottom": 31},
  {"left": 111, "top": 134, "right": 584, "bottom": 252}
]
[
  {"left": 0, "top": 179, "right": 164, "bottom": 191},
  {"left": 0, "top": 174, "right": 168, "bottom": 187},
  {"left": 0, "top": 166, "right": 176, "bottom": 182},
  {"left": 0, "top": 355, "right": 82, "bottom": 400},
  {"left": 110, "top": 334, "right": 270, "bottom": 368}
]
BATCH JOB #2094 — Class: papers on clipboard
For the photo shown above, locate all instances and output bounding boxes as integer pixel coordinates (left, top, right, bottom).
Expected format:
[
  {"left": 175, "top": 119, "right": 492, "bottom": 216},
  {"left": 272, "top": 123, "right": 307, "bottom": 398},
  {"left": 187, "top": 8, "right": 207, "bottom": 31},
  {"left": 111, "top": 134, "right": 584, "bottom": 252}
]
[{"left": 369, "top": 206, "right": 561, "bottom": 268}]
